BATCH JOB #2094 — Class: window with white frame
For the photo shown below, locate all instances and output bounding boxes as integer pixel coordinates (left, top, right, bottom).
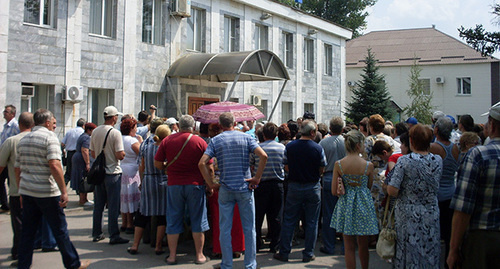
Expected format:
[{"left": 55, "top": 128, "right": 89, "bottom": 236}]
[
  {"left": 142, "top": 0, "right": 164, "bottom": 45},
  {"left": 90, "top": 0, "right": 115, "bottom": 37},
  {"left": 187, "top": 8, "right": 206, "bottom": 52},
  {"left": 224, "top": 16, "right": 239, "bottom": 52},
  {"left": 304, "top": 38, "right": 314, "bottom": 72},
  {"left": 457, "top": 77, "right": 471, "bottom": 95},
  {"left": 324, "top": 43, "right": 333, "bottom": 76},
  {"left": 88, "top": 88, "right": 114, "bottom": 125},
  {"left": 255, "top": 24, "right": 268, "bottom": 50},
  {"left": 304, "top": 103, "right": 314, "bottom": 115},
  {"left": 282, "top": 31, "right": 293, "bottom": 69},
  {"left": 419, "top": 78, "right": 431, "bottom": 95},
  {"left": 20, "top": 84, "right": 55, "bottom": 113},
  {"left": 24, "top": 0, "right": 56, "bottom": 27},
  {"left": 142, "top": 92, "right": 162, "bottom": 111}
]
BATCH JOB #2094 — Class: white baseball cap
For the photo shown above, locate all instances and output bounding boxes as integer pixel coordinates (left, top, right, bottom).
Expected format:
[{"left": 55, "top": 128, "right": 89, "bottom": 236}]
[
  {"left": 166, "top": 117, "right": 178, "bottom": 125},
  {"left": 103, "top": 106, "right": 123, "bottom": 117},
  {"left": 481, "top": 101, "right": 500, "bottom": 121}
]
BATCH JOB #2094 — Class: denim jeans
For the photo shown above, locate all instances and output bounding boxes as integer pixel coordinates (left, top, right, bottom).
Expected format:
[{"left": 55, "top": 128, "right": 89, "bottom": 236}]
[
  {"left": 93, "top": 173, "right": 122, "bottom": 241},
  {"left": 279, "top": 181, "right": 321, "bottom": 259},
  {"left": 34, "top": 216, "right": 57, "bottom": 249},
  {"left": 218, "top": 186, "right": 257, "bottom": 269},
  {"left": 321, "top": 172, "right": 340, "bottom": 253},
  {"left": 18, "top": 195, "right": 80, "bottom": 269},
  {"left": 166, "top": 184, "right": 209, "bottom": 234}
]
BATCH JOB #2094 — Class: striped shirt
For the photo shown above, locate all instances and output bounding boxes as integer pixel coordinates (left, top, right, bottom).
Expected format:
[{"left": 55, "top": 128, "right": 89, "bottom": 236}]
[
  {"left": 204, "top": 130, "right": 259, "bottom": 191},
  {"left": 15, "top": 126, "right": 62, "bottom": 198},
  {"left": 451, "top": 137, "right": 500, "bottom": 230},
  {"left": 1, "top": 118, "right": 20, "bottom": 145},
  {"left": 250, "top": 140, "right": 285, "bottom": 181}
]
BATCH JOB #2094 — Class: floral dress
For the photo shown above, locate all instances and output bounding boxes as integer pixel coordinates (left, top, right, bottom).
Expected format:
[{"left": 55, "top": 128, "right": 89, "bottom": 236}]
[
  {"left": 388, "top": 152, "right": 443, "bottom": 268},
  {"left": 330, "top": 161, "right": 379, "bottom": 235}
]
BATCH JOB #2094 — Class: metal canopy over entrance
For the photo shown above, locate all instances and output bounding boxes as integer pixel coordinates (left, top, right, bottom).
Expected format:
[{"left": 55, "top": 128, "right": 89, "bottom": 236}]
[{"left": 166, "top": 49, "right": 290, "bottom": 120}]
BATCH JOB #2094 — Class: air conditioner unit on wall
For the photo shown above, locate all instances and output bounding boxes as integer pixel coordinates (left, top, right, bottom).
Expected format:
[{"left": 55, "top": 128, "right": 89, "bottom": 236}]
[
  {"left": 171, "top": 0, "right": 191, "bottom": 17},
  {"left": 63, "top": 85, "right": 84, "bottom": 102},
  {"left": 251, "top": 95, "right": 262, "bottom": 106},
  {"left": 435, "top": 76, "right": 445, "bottom": 84},
  {"left": 347, "top": 81, "right": 356, "bottom": 87},
  {"left": 21, "top": 86, "right": 34, "bottom": 97}
]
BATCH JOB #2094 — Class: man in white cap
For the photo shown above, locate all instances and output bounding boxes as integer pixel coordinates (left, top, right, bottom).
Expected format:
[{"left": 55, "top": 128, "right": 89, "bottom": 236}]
[
  {"left": 447, "top": 102, "right": 500, "bottom": 269},
  {"left": 166, "top": 117, "right": 179, "bottom": 133},
  {"left": 90, "top": 106, "right": 129, "bottom": 245}
]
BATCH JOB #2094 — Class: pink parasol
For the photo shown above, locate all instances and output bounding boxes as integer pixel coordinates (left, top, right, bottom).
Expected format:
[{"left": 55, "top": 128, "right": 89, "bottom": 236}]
[{"left": 192, "top": 101, "right": 265, "bottom": 124}]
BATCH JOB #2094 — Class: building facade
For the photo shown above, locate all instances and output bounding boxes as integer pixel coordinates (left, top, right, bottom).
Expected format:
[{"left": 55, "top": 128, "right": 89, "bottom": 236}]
[
  {"left": 346, "top": 27, "right": 499, "bottom": 122},
  {"left": 1, "top": 0, "right": 351, "bottom": 137}
]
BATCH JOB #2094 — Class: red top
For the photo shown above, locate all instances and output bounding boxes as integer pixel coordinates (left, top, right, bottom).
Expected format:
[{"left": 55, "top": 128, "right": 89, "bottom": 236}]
[
  {"left": 154, "top": 132, "right": 209, "bottom": 186},
  {"left": 385, "top": 153, "right": 403, "bottom": 176}
]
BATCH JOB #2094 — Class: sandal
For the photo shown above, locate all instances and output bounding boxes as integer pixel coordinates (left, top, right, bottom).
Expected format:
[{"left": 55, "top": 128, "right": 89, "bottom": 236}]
[
  {"left": 127, "top": 247, "right": 138, "bottom": 255},
  {"left": 194, "top": 256, "right": 210, "bottom": 265},
  {"left": 165, "top": 255, "right": 178, "bottom": 265}
]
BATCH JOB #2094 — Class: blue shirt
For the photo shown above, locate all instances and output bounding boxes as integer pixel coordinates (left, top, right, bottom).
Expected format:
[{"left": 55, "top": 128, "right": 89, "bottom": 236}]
[
  {"left": 61, "top": 127, "right": 84, "bottom": 151},
  {"left": 1, "top": 118, "right": 20, "bottom": 145},
  {"left": 250, "top": 140, "right": 285, "bottom": 181},
  {"left": 204, "top": 130, "right": 259, "bottom": 191},
  {"left": 451, "top": 137, "right": 500, "bottom": 230},
  {"left": 283, "top": 139, "right": 327, "bottom": 183}
]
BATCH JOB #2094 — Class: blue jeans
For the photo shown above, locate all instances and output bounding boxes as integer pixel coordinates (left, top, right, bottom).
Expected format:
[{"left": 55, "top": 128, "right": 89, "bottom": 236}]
[
  {"left": 166, "top": 185, "right": 209, "bottom": 234},
  {"left": 93, "top": 173, "right": 122, "bottom": 240},
  {"left": 34, "top": 216, "right": 57, "bottom": 249},
  {"left": 279, "top": 181, "right": 321, "bottom": 259},
  {"left": 218, "top": 186, "right": 257, "bottom": 269},
  {"left": 18, "top": 195, "right": 80, "bottom": 269},
  {"left": 321, "top": 173, "right": 341, "bottom": 253}
]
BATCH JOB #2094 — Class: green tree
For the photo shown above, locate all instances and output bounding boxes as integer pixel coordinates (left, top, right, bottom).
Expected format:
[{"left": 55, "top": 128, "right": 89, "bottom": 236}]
[
  {"left": 459, "top": 4, "right": 500, "bottom": 56},
  {"left": 346, "top": 48, "right": 393, "bottom": 123},
  {"left": 403, "top": 60, "right": 434, "bottom": 125},
  {"left": 277, "top": 0, "right": 377, "bottom": 38}
]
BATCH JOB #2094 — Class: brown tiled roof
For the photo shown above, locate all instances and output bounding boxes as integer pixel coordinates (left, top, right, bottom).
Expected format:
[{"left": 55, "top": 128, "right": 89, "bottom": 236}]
[{"left": 346, "top": 27, "right": 499, "bottom": 67}]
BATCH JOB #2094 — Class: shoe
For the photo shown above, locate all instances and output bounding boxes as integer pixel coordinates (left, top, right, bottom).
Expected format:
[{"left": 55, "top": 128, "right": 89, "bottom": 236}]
[
  {"left": 83, "top": 201, "right": 94, "bottom": 206},
  {"left": 125, "top": 227, "right": 135, "bottom": 234},
  {"left": 302, "top": 255, "right": 316, "bottom": 263},
  {"left": 165, "top": 255, "right": 178, "bottom": 265},
  {"left": 78, "top": 260, "right": 91, "bottom": 269},
  {"left": 320, "top": 247, "right": 334, "bottom": 255},
  {"left": 10, "top": 260, "right": 18, "bottom": 267},
  {"left": 232, "top": 252, "right": 241, "bottom": 258},
  {"left": 194, "top": 256, "right": 210, "bottom": 264},
  {"left": 42, "top": 247, "right": 59, "bottom": 252},
  {"left": 92, "top": 234, "right": 105, "bottom": 242},
  {"left": 109, "top": 237, "right": 129, "bottom": 245},
  {"left": 127, "top": 247, "right": 138, "bottom": 255},
  {"left": 273, "top": 253, "right": 288, "bottom": 262},
  {"left": 155, "top": 250, "right": 165, "bottom": 255}
]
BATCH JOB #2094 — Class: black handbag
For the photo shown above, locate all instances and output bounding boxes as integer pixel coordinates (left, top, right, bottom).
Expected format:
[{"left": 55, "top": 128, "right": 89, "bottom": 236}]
[
  {"left": 79, "top": 171, "right": 95, "bottom": 193},
  {"left": 87, "top": 128, "right": 112, "bottom": 185}
]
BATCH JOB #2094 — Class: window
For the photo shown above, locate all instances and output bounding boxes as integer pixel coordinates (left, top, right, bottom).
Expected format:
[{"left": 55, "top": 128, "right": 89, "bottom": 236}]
[
  {"left": 88, "top": 88, "right": 114, "bottom": 125},
  {"left": 224, "top": 16, "right": 239, "bottom": 52},
  {"left": 282, "top": 101, "right": 293, "bottom": 122},
  {"left": 20, "top": 84, "right": 55, "bottom": 113},
  {"left": 304, "top": 103, "right": 314, "bottom": 115},
  {"left": 24, "top": 0, "right": 56, "bottom": 27},
  {"left": 142, "top": 0, "right": 164, "bottom": 45},
  {"left": 282, "top": 31, "right": 293, "bottom": 68},
  {"left": 142, "top": 92, "right": 162, "bottom": 110},
  {"left": 90, "top": 0, "right": 115, "bottom": 37},
  {"left": 255, "top": 24, "right": 268, "bottom": 50},
  {"left": 187, "top": 8, "right": 206, "bottom": 52},
  {"left": 324, "top": 44, "right": 333, "bottom": 76},
  {"left": 457, "top": 77, "right": 471, "bottom": 95},
  {"left": 304, "top": 38, "right": 314, "bottom": 72},
  {"left": 419, "top": 78, "right": 431, "bottom": 95}
]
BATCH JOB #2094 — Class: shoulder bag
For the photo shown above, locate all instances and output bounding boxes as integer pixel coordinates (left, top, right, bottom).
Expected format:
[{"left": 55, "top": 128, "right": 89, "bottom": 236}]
[
  {"left": 87, "top": 128, "right": 113, "bottom": 185},
  {"left": 165, "top": 133, "right": 193, "bottom": 169},
  {"left": 376, "top": 198, "right": 397, "bottom": 260}
]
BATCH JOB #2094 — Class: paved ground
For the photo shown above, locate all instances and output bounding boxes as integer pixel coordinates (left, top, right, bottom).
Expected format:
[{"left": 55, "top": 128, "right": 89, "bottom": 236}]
[{"left": 0, "top": 192, "right": 392, "bottom": 268}]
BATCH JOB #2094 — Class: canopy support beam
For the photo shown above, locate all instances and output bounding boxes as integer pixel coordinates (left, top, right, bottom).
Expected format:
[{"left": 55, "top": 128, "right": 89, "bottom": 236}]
[
  {"left": 166, "top": 76, "right": 182, "bottom": 118},
  {"left": 268, "top": 80, "right": 288, "bottom": 121},
  {"left": 224, "top": 73, "right": 241, "bottom": 101}
]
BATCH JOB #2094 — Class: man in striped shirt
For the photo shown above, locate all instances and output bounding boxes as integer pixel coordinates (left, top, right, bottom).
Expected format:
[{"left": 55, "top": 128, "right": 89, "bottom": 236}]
[
  {"left": 15, "top": 109, "right": 88, "bottom": 269},
  {"left": 250, "top": 122, "right": 285, "bottom": 254},
  {"left": 199, "top": 112, "right": 268, "bottom": 269}
]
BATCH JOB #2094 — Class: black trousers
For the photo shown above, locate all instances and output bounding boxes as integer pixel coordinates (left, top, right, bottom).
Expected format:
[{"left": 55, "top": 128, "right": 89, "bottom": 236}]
[
  {"left": 255, "top": 180, "right": 283, "bottom": 251},
  {"left": 0, "top": 168, "right": 9, "bottom": 210},
  {"left": 64, "top": 151, "right": 76, "bottom": 184},
  {"left": 10, "top": 196, "right": 22, "bottom": 258}
]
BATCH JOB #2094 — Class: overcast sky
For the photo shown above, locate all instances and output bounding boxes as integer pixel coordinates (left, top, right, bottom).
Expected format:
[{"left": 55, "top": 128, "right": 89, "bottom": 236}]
[{"left": 363, "top": 0, "right": 499, "bottom": 56}]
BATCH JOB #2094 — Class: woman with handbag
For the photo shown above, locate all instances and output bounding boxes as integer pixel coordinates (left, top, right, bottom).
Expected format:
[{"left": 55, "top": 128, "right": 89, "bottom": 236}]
[
  {"left": 70, "top": 122, "right": 97, "bottom": 206},
  {"left": 330, "top": 130, "right": 378, "bottom": 269},
  {"left": 387, "top": 124, "right": 442, "bottom": 268}
]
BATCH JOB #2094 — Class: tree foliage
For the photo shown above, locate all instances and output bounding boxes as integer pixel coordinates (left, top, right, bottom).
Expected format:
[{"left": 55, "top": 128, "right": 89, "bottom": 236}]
[
  {"left": 277, "top": 0, "right": 377, "bottom": 38},
  {"left": 402, "top": 60, "right": 434, "bottom": 125},
  {"left": 458, "top": 4, "right": 500, "bottom": 56},
  {"left": 346, "top": 48, "right": 393, "bottom": 123}
]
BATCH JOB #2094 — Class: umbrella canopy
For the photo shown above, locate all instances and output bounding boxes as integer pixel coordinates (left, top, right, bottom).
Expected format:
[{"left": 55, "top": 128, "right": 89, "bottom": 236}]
[{"left": 192, "top": 101, "right": 265, "bottom": 124}]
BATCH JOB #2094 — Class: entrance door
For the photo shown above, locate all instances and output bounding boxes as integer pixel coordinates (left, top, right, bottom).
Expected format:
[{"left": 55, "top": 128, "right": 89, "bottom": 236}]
[{"left": 188, "top": 97, "right": 219, "bottom": 115}]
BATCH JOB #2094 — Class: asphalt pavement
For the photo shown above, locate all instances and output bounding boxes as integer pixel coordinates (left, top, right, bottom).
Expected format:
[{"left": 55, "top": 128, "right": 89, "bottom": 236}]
[{"left": 0, "top": 192, "right": 392, "bottom": 268}]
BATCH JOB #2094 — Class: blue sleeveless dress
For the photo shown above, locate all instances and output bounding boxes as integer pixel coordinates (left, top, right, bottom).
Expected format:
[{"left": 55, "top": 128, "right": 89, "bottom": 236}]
[{"left": 330, "top": 161, "right": 379, "bottom": 235}]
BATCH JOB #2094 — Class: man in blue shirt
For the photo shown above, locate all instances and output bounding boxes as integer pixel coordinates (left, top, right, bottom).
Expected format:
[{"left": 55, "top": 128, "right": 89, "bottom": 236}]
[
  {"left": 199, "top": 112, "right": 267, "bottom": 269},
  {"left": 274, "top": 120, "right": 326, "bottom": 263},
  {"left": 0, "top": 105, "right": 20, "bottom": 212}
]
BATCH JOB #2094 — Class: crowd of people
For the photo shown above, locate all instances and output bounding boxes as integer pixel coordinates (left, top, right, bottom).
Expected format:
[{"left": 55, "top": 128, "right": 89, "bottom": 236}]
[{"left": 0, "top": 102, "right": 499, "bottom": 269}]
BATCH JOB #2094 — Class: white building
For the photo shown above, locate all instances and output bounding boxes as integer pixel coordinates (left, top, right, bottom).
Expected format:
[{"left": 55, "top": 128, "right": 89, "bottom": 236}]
[
  {"left": 346, "top": 27, "right": 500, "bottom": 123},
  {"left": 0, "top": 0, "right": 351, "bottom": 138}
]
